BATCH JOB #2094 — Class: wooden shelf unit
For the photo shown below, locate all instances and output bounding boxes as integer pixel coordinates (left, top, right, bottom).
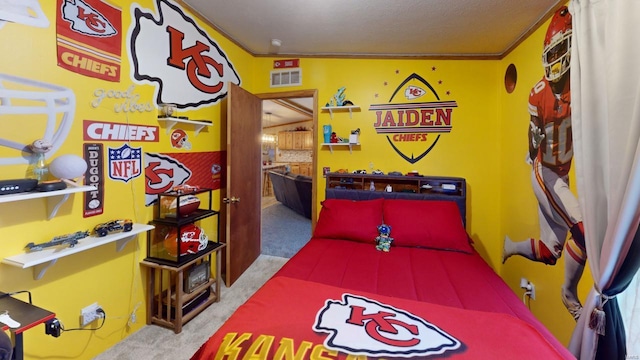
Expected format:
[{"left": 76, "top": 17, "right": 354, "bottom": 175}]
[
  {"left": 141, "top": 242, "right": 225, "bottom": 334},
  {"left": 325, "top": 172, "right": 465, "bottom": 196}
]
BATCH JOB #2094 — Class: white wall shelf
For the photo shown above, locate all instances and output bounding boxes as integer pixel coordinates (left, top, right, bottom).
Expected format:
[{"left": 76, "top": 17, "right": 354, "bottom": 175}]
[
  {"left": 321, "top": 105, "right": 360, "bottom": 119},
  {"left": 322, "top": 142, "right": 360, "bottom": 154},
  {"left": 158, "top": 117, "right": 213, "bottom": 136},
  {"left": 2, "top": 223, "right": 154, "bottom": 280},
  {"left": 0, "top": 184, "right": 97, "bottom": 220}
]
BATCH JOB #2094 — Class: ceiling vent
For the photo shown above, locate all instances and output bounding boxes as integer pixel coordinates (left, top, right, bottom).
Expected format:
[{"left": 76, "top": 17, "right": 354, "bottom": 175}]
[{"left": 270, "top": 69, "right": 301, "bottom": 87}]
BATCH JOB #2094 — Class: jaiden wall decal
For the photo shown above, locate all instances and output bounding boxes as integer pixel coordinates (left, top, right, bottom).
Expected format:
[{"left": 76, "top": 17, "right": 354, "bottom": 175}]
[{"left": 369, "top": 73, "right": 458, "bottom": 164}]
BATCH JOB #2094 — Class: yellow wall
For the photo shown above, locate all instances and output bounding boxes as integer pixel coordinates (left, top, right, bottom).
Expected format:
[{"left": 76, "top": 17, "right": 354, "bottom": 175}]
[
  {"left": 498, "top": 15, "right": 593, "bottom": 345},
  {"left": 0, "top": 1, "right": 589, "bottom": 358},
  {"left": 252, "top": 58, "right": 503, "bottom": 269},
  {"left": 0, "top": 1, "right": 254, "bottom": 359}
]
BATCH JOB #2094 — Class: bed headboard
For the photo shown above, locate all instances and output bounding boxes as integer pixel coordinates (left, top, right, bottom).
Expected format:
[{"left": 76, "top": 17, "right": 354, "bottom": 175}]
[{"left": 325, "top": 174, "right": 467, "bottom": 228}]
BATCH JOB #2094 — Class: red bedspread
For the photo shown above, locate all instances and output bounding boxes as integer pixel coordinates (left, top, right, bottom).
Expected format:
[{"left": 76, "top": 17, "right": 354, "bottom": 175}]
[
  {"left": 274, "top": 238, "right": 573, "bottom": 358},
  {"left": 192, "top": 276, "right": 568, "bottom": 359}
]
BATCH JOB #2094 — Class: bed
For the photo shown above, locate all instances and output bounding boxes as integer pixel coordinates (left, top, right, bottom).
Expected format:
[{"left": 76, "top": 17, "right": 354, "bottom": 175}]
[{"left": 191, "top": 177, "right": 575, "bottom": 359}]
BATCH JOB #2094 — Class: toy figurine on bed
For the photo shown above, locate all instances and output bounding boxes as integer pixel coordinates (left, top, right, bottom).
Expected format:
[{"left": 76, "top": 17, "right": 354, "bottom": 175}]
[{"left": 375, "top": 223, "right": 394, "bottom": 252}]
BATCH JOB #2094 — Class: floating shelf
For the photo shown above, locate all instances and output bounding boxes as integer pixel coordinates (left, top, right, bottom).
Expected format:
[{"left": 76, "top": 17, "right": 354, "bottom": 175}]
[
  {"left": 2, "top": 223, "right": 154, "bottom": 280},
  {"left": 322, "top": 142, "right": 360, "bottom": 154},
  {"left": 0, "top": 184, "right": 97, "bottom": 220},
  {"left": 321, "top": 105, "right": 360, "bottom": 119},
  {"left": 158, "top": 117, "right": 213, "bottom": 136}
]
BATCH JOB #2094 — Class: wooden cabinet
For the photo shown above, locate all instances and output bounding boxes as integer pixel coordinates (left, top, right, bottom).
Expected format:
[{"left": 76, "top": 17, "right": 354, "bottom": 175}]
[
  {"left": 289, "top": 162, "right": 312, "bottom": 176},
  {"left": 284, "top": 132, "right": 294, "bottom": 149},
  {"left": 278, "top": 131, "right": 312, "bottom": 150},
  {"left": 303, "top": 131, "right": 313, "bottom": 149},
  {"left": 292, "top": 132, "right": 304, "bottom": 149}
]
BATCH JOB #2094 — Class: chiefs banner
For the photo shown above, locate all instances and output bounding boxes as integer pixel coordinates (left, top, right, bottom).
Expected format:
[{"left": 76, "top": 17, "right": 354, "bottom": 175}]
[{"left": 56, "top": 0, "right": 122, "bottom": 82}]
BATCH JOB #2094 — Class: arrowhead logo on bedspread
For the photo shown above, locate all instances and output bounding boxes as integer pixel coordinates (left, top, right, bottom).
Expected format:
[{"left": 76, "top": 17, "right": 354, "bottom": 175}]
[{"left": 314, "top": 294, "right": 461, "bottom": 357}]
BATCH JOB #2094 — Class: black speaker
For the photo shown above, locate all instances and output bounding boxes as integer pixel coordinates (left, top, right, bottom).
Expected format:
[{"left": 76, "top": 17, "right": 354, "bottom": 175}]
[{"left": 0, "top": 179, "right": 38, "bottom": 195}]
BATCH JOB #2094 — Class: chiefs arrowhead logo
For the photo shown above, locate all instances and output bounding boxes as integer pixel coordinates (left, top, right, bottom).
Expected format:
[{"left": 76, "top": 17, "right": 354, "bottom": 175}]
[
  {"left": 369, "top": 73, "right": 458, "bottom": 164},
  {"left": 62, "top": 0, "right": 117, "bottom": 37},
  {"left": 129, "top": 0, "right": 241, "bottom": 109},
  {"left": 314, "top": 294, "right": 461, "bottom": 357},
  {"left": 405, "top": 85, "right": 426, "bottom": 100}
]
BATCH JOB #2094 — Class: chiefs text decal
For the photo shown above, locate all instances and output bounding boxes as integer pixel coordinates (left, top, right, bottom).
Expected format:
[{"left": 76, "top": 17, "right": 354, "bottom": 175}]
[
  {"left": 128, "top": 0, "right": 241, "bottom": 109},
  {"left": 314, "top": 294, "right": 461, "bottom": 357},
  {"left": 369, "top": 73, "right": 458, "bottom": 164},
  {"left": 56, "top": 0, "right": 122, "bottom": 82}
]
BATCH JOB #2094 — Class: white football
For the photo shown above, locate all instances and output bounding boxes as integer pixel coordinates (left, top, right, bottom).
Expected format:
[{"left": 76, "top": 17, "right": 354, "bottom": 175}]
[
  {"left": 169, "top": 195, "right": 200, "bottom": 216},
  {"left": 49, "top": 155, "right": 88, "bottom": 179}
]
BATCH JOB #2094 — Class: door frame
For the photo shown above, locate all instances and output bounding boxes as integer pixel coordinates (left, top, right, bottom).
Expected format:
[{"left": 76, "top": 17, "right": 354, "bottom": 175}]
[{"left": 256, "top": 89, "right": 318, "bottom": 229}]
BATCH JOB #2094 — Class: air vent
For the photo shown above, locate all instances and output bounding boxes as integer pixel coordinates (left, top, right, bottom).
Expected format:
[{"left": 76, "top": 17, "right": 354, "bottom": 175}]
[{"left": 270, "top": 69, "right": 302, "bottom": 87}]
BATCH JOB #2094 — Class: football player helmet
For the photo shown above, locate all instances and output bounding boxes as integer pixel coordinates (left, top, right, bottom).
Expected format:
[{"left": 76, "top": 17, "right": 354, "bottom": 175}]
[
  {"left": 170, "top": 129, "right": 191, "bottom": 150},
  {"left": 0, "top": 74, "right": 75, "bottom": 165},
  {"left": 164, "top": 224, "right": 208, "bottom": 257},
  {"left": 542, "top": 6, "right": 572, "bottom": 82},
  {"left": 0, "top": 0, "right": 49, "bottom": 29}
]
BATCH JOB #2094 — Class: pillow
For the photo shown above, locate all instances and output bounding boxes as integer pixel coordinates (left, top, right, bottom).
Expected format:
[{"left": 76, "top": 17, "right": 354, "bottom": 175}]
[
  {"left": 382, "top": 199, "right": 472, "bottom": 252},
  {"left": 313, "top": 198, "right": 384, "bottom": 243}
]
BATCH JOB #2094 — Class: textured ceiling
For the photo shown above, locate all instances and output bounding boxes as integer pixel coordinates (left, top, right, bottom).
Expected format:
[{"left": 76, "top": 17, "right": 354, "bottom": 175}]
[{"left": 182, "top": 0, "right": 564, "bottom": 58}]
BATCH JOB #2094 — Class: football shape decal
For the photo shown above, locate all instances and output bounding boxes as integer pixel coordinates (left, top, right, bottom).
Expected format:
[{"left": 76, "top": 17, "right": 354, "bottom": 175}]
[
  {"left": 161, "top": 194, "right": 201, "bottom": 217},
  {"left": 164, "top": 224, "right": 209, "bottom": 257}
]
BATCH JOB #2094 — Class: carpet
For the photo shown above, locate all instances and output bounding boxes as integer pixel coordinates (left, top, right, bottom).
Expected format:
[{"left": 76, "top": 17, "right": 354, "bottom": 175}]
[
  {"left": 94, "top": 255, "right": 288, "bottom": 360},
  {"left": 261, "top": 203, "right": 312, "bottom": 258}
]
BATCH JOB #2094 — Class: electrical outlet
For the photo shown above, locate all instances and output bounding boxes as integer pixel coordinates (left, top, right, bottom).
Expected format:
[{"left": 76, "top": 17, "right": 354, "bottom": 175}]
[
  {"left": 81, "top": 303, "right": 101, "bottom": 327},
  {"left": 520, "top": 277, "right": 536, "bottom": 300}
]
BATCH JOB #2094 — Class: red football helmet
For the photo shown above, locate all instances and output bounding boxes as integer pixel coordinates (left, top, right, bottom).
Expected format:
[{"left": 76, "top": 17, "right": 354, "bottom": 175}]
[
  {"left": 164, "top": 224, "right": 208, "bottom": 257},
  {"left": 543, "top": 6, "right": 572, "bottom": 82},
  {"left": 170, "top": 129, "right": 191, "bottom": 150}
]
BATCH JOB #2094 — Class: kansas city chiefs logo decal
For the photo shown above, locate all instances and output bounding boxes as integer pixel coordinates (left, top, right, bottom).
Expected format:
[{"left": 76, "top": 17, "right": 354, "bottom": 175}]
[
  {"left": 128, "top": 0, "right": 241, "bottom": 109},
  {"left": 369, "top": 73, "right": 458, "bottom": 164},
  {"left": 314, "top": 294, "right": 461, "bottom": 357},
  {"left": 404, "top": 85, "right": 425, "bottom": 100},
  {"left": 144, "top": 152, "right": 192, "bottom": 205},
  {"left": 62, "top": 0, "right": 117, "bottom": 37}
]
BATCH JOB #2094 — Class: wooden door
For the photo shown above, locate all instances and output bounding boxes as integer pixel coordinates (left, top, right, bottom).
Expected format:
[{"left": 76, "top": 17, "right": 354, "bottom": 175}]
[{"left": 223, "top": 83, "right": 262, "bottom": 286}]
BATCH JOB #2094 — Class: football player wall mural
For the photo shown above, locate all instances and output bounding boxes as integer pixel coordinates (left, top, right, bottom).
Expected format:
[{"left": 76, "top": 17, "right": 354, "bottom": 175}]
[{"left": 502, "top": 6, "right": 587, "bottom": 321}]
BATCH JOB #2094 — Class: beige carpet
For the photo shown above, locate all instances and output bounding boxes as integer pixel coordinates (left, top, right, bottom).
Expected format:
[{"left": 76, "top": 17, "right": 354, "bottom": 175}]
[{"left": 94, "top": 255, "right": 288, "bottom": 360}]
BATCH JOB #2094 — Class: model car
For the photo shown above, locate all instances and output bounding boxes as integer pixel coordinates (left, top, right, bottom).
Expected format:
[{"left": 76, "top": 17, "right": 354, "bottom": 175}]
[
  {"left": 93, "top": 219, "right": 133, "bottom": 237},
  {"left": 171, "top": 184, "right": 200, "bottom": 194}
]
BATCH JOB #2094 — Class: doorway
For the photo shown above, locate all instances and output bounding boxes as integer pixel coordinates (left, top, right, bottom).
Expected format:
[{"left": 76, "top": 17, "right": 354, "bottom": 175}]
[{"left": 258, "top": 91, "right": 317, "bottom": 258}]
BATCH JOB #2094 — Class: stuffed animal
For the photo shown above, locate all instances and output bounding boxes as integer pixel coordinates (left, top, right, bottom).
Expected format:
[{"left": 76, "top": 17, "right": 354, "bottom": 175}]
[{"left": 375, "top": 223, "right": 394, "bottom": 252}]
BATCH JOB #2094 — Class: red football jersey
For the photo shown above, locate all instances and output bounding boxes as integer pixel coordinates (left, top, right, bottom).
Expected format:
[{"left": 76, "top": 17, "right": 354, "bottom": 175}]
[{"left": 528, "top": 78, "right": 572, "bottom": 177}]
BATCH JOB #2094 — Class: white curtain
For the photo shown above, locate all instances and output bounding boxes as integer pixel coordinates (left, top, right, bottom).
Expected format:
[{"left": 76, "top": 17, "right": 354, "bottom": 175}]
[
  {"left": 569, "top": 0, "right": 640, "bottom": 359},
  {"left": 619, "top": 274, "right": 640, "bottom": 354}
]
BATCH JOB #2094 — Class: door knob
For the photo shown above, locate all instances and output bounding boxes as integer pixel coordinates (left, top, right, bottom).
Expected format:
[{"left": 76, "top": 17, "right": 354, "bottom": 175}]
[{"left": 223, "top": 197, "right": 240, "bottom": 204}]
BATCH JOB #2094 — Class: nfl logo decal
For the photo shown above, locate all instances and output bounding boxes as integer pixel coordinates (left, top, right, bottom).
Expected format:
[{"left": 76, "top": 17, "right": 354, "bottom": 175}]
[{"left": 109, "top": 144, "right": 142, "bottom": 183}]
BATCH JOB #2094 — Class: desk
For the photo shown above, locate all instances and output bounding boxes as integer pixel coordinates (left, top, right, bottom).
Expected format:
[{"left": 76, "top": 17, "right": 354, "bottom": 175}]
[{"left": 0, "top": 293, "right": 55, "bottom": 360}]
